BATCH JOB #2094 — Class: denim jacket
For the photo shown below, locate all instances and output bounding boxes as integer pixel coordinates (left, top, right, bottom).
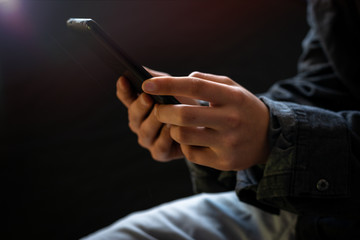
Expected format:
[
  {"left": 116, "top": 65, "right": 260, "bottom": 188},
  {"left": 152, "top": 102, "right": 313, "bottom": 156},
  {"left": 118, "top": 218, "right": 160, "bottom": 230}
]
[{"left": 186, "top": 0, "right": 360, "bottom": 222}]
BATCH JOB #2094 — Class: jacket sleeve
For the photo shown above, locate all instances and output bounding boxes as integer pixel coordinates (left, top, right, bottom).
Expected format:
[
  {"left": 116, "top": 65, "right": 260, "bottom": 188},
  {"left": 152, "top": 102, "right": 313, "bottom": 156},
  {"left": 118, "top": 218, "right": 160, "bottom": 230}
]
[
  {"left": 237, "top": 1, "right": 360, "bottom": 217},
  {"left": 185, "top": 0, "right": 360, "bottom": 217},
  {"left": 185, "top": 160, "right": 236, "bottom": 194}
]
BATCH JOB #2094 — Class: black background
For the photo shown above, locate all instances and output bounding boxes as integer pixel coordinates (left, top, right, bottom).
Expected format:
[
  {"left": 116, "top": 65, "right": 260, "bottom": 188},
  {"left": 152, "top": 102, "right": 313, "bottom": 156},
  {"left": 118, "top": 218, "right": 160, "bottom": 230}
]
[{"left": 1, "top": 0, "right": 308, "bottom": 239}]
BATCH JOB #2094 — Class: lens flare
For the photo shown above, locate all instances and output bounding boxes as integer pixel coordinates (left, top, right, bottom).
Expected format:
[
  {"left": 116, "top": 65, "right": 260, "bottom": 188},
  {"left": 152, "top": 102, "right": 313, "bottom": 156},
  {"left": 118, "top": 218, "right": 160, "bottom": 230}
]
[
  {"left": 0, "top": 0, "right": 20, "bottom": 13},
  {"left": 0, "top": 0, "right": 33, "bottom": 38}
]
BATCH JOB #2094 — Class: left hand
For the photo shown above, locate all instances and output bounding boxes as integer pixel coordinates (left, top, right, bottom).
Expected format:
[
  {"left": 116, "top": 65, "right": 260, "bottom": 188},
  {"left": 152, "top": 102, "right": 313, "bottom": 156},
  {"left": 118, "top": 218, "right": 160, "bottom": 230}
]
[{"left": 142, "top": 71, "right": 270, "bottom": 171}]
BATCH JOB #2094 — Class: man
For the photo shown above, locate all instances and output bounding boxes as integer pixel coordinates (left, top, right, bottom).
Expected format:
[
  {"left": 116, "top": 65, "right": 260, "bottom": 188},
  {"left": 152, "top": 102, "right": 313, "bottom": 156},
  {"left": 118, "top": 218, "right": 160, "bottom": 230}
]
[{"left": 83, "top": 0, "right": 360, "bottom": 239}]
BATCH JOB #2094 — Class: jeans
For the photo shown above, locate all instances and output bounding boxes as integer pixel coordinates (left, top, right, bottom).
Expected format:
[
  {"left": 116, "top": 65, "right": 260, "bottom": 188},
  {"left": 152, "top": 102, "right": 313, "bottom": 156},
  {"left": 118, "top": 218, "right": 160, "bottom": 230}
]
[{"left": 81, "top": 191, "right": 297, "bottom": 240}]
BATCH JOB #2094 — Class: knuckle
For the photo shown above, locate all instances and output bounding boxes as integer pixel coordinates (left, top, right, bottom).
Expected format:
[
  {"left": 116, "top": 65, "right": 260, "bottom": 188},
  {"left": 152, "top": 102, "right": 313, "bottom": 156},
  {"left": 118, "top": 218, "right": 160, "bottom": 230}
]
[
  {"left": 127, "top": 108, "right": 133, "bottom": 120},
  {"left": 152, "top": 154, "right": 167, "bottom": 162},
  {"left": 150, "top": 150, "right": 160, "bottom": 160},
  {"left": 151, "top": 145, "right": 168, "bottom": 161},
  {"left": 222, "top": 76, "right": 234, "bottom": 85},
  {"left": 138, "top": 129, "right": 150, "bottom": 145},
  {"left": 232, "top": 88, "right": 247, "bottom": 103},
  {"left": 182, "top": 146, "right": 197, "bottom": 163},
  {"left": 137, "top": 137, "right": 146, "bottom": 148},
  {"left": 183, "top": 150, "right": 194, "bottom": 162},
  {"left": 189, "top": 78, "right": 204, "bottom": 96},
  {"left": 224, "top": 113, "right": 242, "bottom": 128},
  {"left": 128, "top": 121, "right": 137, "bottom": 133},
  {"left": 189, "top": 71, "right": 202, "bottom": 78},
  {"left": 223, "top": 76, "right": 231, "bottom": 81},
  {"left": 219, "top": 75, "right": 230, "bottom": 81},
  {"left": 222, "top": 134, "right": 240, "bottom": 150},
  {"left": 156, "top": 144, "right": 168, "bottom": 157}
]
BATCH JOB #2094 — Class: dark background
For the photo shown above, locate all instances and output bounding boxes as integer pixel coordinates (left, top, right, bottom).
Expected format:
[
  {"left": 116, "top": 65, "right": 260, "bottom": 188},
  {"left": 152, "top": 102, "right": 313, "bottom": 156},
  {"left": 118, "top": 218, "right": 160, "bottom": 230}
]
[{"left": 1, "top": 0, "right": 308, "bottom": 239}]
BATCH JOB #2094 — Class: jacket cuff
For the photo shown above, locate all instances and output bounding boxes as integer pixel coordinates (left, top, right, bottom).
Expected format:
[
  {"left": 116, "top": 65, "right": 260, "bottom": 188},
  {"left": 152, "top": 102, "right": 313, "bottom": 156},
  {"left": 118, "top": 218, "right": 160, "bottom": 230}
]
[
  {"left": 237, "top": 97, "right": 351, "bottom": 214},
  {"left": 254, "top": 97, "right": 351, "bottom": 213},
  {"left": 185, "top": 160, "right": 236, "bottom": 194}
]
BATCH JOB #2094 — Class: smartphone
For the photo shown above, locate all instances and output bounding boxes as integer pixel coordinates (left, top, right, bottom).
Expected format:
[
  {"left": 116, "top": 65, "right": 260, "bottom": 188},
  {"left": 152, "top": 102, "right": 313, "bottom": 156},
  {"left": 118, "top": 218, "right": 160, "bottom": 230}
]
[{"left": 66, "top": 18, "right": 179, "bottom": 104}]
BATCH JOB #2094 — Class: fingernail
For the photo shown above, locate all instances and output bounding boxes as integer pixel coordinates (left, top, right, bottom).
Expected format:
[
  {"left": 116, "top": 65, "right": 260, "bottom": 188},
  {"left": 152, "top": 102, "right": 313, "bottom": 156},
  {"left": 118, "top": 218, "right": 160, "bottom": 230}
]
[{"left": 143, "top": 81, "right": 157, "bottom": 93}]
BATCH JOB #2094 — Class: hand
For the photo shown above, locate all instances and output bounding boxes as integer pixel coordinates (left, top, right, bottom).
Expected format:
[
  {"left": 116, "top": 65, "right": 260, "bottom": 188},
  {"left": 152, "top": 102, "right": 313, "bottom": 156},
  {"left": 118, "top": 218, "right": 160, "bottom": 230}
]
[
  {"left": 116, "top": 68, "right": 184, "bottom": 161},
  {"left": 142, "top": 72, "right": 270, "bottom": 171}
]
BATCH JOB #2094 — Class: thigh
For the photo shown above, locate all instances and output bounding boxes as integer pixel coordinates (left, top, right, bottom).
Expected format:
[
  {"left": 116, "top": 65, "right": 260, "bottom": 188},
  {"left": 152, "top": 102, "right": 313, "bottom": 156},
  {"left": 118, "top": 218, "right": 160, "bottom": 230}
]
[{"left": 81, "top": 192, "right": 297, "bottom": 240}]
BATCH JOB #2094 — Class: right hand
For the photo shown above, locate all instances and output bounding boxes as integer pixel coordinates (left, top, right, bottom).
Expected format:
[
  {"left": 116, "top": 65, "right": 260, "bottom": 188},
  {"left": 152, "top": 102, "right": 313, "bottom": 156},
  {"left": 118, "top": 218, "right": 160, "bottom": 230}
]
[{"left": 116, "top": 69, "right": 184, "bottom": 161}]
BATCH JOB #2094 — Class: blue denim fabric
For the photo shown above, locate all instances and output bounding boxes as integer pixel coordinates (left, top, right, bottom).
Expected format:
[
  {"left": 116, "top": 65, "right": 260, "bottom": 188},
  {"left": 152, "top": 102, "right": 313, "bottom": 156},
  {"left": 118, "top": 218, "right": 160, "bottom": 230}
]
[
  {"left": 241, "top": 0, "right": 360, "bottom": 217},
  {"left": 82, "top": 192, "right": 298, "bottom": 240}
]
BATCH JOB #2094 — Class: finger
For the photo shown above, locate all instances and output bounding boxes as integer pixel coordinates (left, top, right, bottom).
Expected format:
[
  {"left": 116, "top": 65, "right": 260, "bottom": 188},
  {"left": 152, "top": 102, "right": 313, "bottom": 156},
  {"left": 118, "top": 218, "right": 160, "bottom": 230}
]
[
  {"left": 142, "top": 76, "right": 240, "bottom": 105},
  {"left": 116, "top": 76, "right": 138, "bottom": 108},
  {"left": 128, "top": 93, "right": 154, "bottom": 133},
  {"left": 151, "top": 125, "right": 184, "bottom": 161},
  {"left": 137, "top": 109, "right": 164, "bottom": 148},
  {"left": 189, "top": 71, "right": 239, "bottom": 86},
  {"left": 181, "top": 145, "right": 236, "bottom": 171},
  {"left": 155, "top": 104, "right": 224, "bottom": 130},
  {"left": 170, "top": 126, "right": 219, "bottom": 147},
  {"left": 180, "top": 145, "right": 218, "bottom": 168}
]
